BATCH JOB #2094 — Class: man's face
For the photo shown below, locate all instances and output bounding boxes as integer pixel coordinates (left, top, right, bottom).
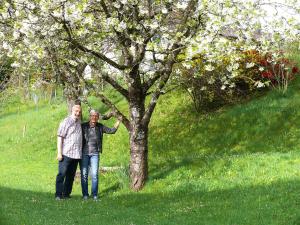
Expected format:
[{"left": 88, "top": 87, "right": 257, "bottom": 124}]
[
  {"left": 72, "top": 105, "right": 81, "bottom": 120},
  {"left": 90, "top": 113, "right": 99, "bottom": 124}
]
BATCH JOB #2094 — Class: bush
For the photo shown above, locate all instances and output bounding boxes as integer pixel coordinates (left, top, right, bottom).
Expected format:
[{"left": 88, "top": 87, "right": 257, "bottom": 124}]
[
  {"left": 177, "top": 49, "right": 299, "bottom": 112},
  {"left": 245, "top": 50, "right": 299, "bottom": 94}
]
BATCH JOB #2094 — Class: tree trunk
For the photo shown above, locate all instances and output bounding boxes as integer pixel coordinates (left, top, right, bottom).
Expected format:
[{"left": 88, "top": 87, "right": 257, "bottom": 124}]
[
  {"left": 128, "top": 85, "right": 148, "bottom": 190},
  {"left": 67, "top": 98, "right": 76, "bottom": 115},
  {"left": 129, "top": 122, "right": 148, "bottom": 191}
]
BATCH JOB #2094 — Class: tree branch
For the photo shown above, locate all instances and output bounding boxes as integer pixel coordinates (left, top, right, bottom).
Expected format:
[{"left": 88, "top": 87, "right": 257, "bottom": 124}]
[
  {"left": 100, "top": 0, "right": 111, "bottom": 17},
  {"left": 142, "top": 70, "right": 163, "bottom": 93},
  {"left": 78, "top": 74, "right": 130, "bottom": 131},
  {"left": 100, "top": 72, "right": 129, "bottom": 100},
  {"left": 94, "top": 91, "right": 130, "bottom": 131},
  {"left": 70, "top": 40, "right": 128, "bottom": 71},
  {"left": 142, "top": 64, "right": 173, "bottom": 126}
]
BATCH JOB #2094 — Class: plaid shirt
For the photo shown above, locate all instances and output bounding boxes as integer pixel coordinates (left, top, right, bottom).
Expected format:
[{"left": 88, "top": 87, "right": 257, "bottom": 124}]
[{"left": 57, "top": 116, "right": 82, "bottom": 159}]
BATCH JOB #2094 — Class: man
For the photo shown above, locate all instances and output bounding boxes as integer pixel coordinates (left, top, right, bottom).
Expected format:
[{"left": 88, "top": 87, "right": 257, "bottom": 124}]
[
  {"left": 81, "top": 109, "right": 121, "bottom": 201},
  {"left": 55, "top": 104, "right": 82, "bottom": 200}
]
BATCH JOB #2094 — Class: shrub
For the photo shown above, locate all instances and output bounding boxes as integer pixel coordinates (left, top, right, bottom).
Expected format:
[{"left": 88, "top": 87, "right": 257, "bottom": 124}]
[{"left": 177, "top": 49, "right": 299, "bottom": 112}]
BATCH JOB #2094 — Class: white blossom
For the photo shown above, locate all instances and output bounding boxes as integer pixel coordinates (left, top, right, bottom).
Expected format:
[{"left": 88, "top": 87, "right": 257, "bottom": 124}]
[
  {"left": 149, "top": 21, "right": 159, "bottom": 29},
  {"left": 182, "top": 63, "right": 192, "bottom": 69},
  {"left": 3, "top": 42, "right": 10, "bottom": 50},
  {"left": 205, "top": 64, "right": 215, "bottom": 71},
  {"left": 255, "top": 81, "right": 265, "bottom": 88},
  {"left": 176, "top": 2, "right": 188, "bottom": 10},
  {"left": 175, "top": 69, "right": 181, "bottom": 75},
  {"left": 208, "top": 77, "right": 215, "bottom": 84},
  {"left": 118, "top": 21, "right": 127, "bottom": 31},
  {"left": 246, "top": 62, "right": 255, "bottom": 68},
  {"left": 232, "top": 63, "right": 239, "bottom": 70},
  {"left": 13, "top": 31, "right": 20, "bottom": 40},
  {"left": 226, "top": 65, "right": 233, "bottom": 72},
  {"left": 230, "top": 71, "right": 239, "bottom": 78},
  {"left": 113, "top": 2, "right": 120, "bottom": 9},
  {"left": 162, "top": 8, "right": 168, "bottom": 14},
  {"left": 229, "top": 83, "right": 236, "bottom": 88},
  {"left": 68, "top": 60, "right": 78, "bottom": 66},
  {"left": 83, "top": 65, "right": 92, "bottom": 80},
  {"left": 139, "top": 8, "right": 147, "bottom": 15},
  {"left": 11, "top": 62, "right": 20, "bottom": 68}
]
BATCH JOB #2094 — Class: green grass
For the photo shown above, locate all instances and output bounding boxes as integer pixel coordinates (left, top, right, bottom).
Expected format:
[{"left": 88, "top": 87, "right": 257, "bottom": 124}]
[{"left": 1, "top": 75, "right": 300, "bottom": 224}]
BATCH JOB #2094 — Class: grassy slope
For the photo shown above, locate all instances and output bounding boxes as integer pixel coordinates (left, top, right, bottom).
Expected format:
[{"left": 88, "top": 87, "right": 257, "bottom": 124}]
[{"left": 1, "top": 76, "right": 300, "bottom": 224}]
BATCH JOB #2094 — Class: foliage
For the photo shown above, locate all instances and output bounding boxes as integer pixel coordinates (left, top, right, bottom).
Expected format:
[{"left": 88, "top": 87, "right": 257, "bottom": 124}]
[
  {"left": 252, "top": 51, "right": 299, "bottom": 94},
  {"left": 0, "top": 56, "right": 14, "bottom": 91},
  {"left": 1, "top": 0, "right": 299, "bottom": 114}
]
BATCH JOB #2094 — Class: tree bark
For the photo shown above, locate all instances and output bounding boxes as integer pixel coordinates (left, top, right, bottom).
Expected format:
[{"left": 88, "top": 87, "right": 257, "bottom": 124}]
[
  {"left": 128, "top": 78, "right": 149, "bottom": 190},
  {"left": 129, "top": 121, "right": 148, "bottom": 191}
]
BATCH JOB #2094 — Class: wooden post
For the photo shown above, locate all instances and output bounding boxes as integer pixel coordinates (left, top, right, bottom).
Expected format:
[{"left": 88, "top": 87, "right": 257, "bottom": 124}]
[{"left": 22, "top": 124, "right": 26, "bottom": 137}]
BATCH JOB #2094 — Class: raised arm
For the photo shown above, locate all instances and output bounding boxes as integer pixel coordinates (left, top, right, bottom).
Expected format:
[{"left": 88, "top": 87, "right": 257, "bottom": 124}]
[{"left": 102, "top": 119, "right": 122, "bottom": 134}]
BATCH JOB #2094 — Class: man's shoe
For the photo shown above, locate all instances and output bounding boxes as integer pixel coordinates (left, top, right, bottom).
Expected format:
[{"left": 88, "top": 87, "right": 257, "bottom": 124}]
[
  {"left": 93, "top": 196, "right": 98, "bottom": 201},
  {"left": 55, "top": 196, "right": 63, "bottom": 201},
  {"left": 83, "top": 196, "right": 88, "bottom": 200}
]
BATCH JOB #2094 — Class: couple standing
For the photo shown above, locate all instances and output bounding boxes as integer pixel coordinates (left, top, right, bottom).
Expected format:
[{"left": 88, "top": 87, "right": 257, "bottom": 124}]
[{"left": 55, "top": 104, "right": 121, "bottom": 201}]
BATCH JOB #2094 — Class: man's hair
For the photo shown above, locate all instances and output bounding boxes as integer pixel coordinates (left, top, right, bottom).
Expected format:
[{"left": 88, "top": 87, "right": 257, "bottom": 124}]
[
  {"left": 74, "top": 99, "right": 81, "bottom": 105},
  {"left": 89, "top": 109, "right": 100, "bottom": 116},
  {"left": 72, "top": 104, "right": 81, "bottom": 111}
]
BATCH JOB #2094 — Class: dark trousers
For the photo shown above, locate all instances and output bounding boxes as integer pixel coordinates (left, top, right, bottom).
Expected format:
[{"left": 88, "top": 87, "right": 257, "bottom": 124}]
[{"left": 55, "top": 155, "right": 79, "bottom": 198}]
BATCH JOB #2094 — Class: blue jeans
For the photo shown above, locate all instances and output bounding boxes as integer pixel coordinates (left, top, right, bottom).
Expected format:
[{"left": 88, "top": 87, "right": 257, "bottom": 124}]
[
  {"left": 80, "top": 154, "right": 100, "bottom": 197},
  {"left": 55, "top": 155, "right": 79, "bottom": 198}
]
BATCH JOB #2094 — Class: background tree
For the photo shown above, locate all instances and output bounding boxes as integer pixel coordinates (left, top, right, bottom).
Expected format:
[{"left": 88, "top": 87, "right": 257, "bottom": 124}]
[{"left": 1, "top": 0, "right": 299, "bottom": 190}]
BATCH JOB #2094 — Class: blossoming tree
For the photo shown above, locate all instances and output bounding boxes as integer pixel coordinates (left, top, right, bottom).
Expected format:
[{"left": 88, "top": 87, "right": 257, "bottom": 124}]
[{"left": 1, "top": 0, "right": 299, "bottom": 190}]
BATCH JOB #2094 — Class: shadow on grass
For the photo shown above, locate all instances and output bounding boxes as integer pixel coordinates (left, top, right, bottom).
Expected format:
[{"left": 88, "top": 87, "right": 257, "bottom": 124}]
[
  {"left": 1, "top": 179, "right": 300, "bottom": 225},
  {"left": 101, "top": 183, "right": 122, "bottom": 195},
  {"left": 149, "top": 83, "right": 300, "bottom": 180}
]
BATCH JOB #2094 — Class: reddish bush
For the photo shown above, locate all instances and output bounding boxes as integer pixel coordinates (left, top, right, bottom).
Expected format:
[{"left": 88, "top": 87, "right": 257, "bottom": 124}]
[
  {"left": 292, "top": 66, "right": 299, "bottom": 74},
  {"left": 261, "top": 71, "right": 273, "bottom": 79}
]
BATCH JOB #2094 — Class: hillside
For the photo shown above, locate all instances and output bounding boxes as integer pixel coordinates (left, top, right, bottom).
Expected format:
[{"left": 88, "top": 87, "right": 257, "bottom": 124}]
[{"left": 1, "top": 80, "right": 300, "bottom": 225}]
